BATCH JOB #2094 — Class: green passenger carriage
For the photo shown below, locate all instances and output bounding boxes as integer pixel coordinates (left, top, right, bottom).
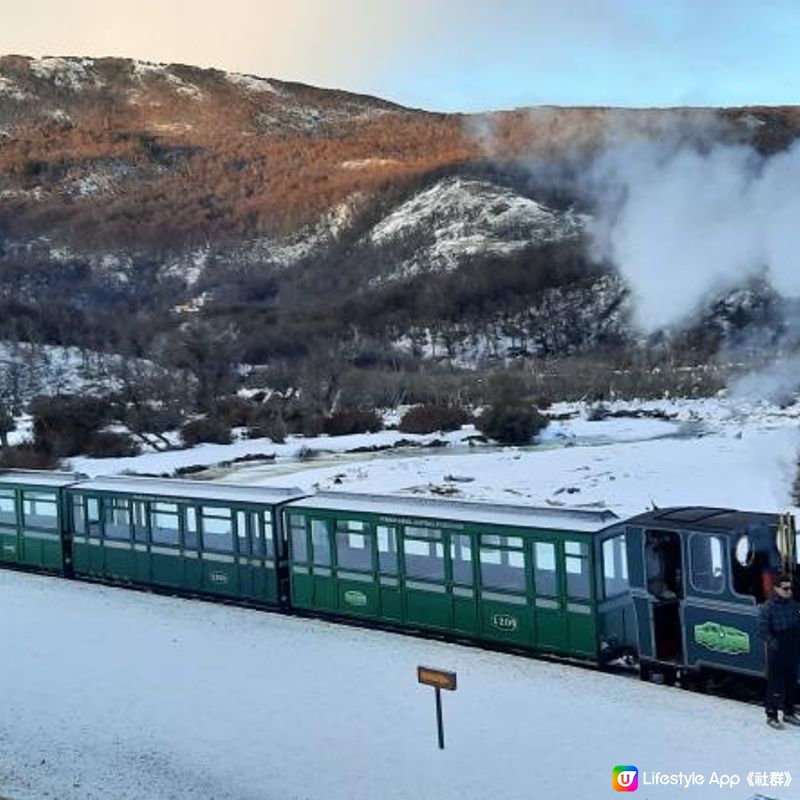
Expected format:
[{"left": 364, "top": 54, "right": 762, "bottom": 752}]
[
  {"left": 0, "top": 470, "right": 82, "bottom": 571},
  {"left": 285, "top": 492, "right": 629, "bottom": 660},
  {"left": 66, "top": 477, "right": 304, "bottom": 605}
]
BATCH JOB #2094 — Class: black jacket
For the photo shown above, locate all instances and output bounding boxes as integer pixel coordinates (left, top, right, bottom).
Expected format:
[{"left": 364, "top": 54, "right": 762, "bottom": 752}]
[{"left": 759, "top": 595, "right": 800, "bottom": 652}]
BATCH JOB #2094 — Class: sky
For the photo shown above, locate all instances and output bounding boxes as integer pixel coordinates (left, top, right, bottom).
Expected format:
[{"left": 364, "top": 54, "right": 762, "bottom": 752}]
[{"left": 2, "top": 0, "right": 800, "bottom": 111}]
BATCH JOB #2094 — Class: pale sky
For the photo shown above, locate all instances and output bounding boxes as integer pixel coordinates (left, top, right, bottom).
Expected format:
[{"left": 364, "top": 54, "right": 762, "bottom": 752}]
[{"left": 2, "top": 0, "right": 799, "bottom": 111}]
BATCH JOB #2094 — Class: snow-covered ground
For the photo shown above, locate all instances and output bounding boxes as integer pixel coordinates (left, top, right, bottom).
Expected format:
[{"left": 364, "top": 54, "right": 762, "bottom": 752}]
[
  {"left": 0, "top": 569, "right": 797, "bottom": 800},
  {"left": 68, "top": 397, "right": 800, "bottom": 518},
  {"left": 3, "top": 396, "right": 800, "bottom": 798}
]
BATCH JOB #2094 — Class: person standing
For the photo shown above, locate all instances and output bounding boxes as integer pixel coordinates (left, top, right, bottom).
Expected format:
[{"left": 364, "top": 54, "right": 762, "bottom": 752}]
[{"left": 759, "top": 573, "right": 800, "bottom": 729}]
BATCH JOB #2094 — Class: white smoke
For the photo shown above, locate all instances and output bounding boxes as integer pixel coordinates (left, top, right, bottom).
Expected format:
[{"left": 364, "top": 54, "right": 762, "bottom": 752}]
[
  {"left": 728, "top": 355, "right": 800, "bottom": 404},
  {"left": 588, "top": 138, "right": 800, "bottom": 331}
]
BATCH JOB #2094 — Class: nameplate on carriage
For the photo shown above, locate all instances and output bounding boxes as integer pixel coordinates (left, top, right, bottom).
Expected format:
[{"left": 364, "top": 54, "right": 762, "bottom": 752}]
[
  {"left": 417, "top": 666, "right": 457, "bottom": 691},
  {"left": 344, "top": 590, "right": 367, "bottom": 607}
]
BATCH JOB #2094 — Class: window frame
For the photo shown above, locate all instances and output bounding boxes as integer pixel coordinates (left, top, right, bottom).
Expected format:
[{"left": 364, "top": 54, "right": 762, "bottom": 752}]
[
  {"left": 200, "top": 506, "right": 234, "bottom": 553},
  {"left": 0, "top": 488, "right": 18, "bottom": 527},
  {"left": 689, "top": 532, "right": 727, "bottom": 596},
  {"left": 376, "top": 524, "right": 398, "bottom": 575},
  {"left": 149, "top": 501, "right": 181, "bottom": 547},
  {"left": 601, "top": 533, "right": 629, "bottom": 599},
  {"left": 21, "top": 490, "right": 59, "bottom": 531},
  {"left": 310, "top": 518, "right": 332, "bottom": 567},
  {"left": 478, "top": 532, "right": 526, "bottom": 593},
  {"left": 335, "top": 519, "right": 374, "bottom": 572},
  {"left": 402, "top": 525, "right": 445, "bottom": 582},
  {"left": 532, "top": 539, "right": 559, "bottom": 598},
  {"left": 289, "top": 514, "right": 308, "bottom": 564},
  {"left": 103, "top": 497, "right": 132, "bottom": 541},
  {"left": 450, "top": 533, "right": 474, "bottom": 586},
  {"left": 235, "top": 509, "right": 250, "bottom": 556},
  {"left": 261, "top": 510, "right": 275, "bottom": 559},
  {"left": 184, "top": 506, "right": 199, "bottom": 550},
  {"left": 564, "top": 539, "right": 592, "bottom": 601}
]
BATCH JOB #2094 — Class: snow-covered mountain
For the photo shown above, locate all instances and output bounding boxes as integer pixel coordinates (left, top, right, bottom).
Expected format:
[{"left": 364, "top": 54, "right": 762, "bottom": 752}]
[
  {"left": 367, "top": 176, "right": 584, "bottom": 282},
  {"left": 1, "top": 55, "right": 798, "bottom": 374}
]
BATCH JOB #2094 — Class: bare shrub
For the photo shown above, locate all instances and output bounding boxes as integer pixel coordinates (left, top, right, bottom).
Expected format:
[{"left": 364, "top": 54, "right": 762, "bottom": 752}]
[
  {"left": 181, "top": 417, "right": 233, "bottom": 446},
  {"left": 247, "top": 417, "right": 287, "bottom": 444},
  {"left": 399, "top": 404, "right": 470, "bottom": 434},
  {"left": 31, "top": 394, "right": 112, "bottom": 457},
  {"left": 216, "top": 396, "right": 257, "bottom": 427},
  {"left": 476, "top": 404, "right": 548, "bottom": 445},
  {"left": 324, "top": 408, "right": 383, "bottom": 436},
  {"left": 286, "top": 411, "right": 326, "bottom": 437},
  {"left": 0, "top": 445, "right": 58, "bottom": 470},
  {"left": 84, "top": 431, "right": 141, "bottom": 458}
]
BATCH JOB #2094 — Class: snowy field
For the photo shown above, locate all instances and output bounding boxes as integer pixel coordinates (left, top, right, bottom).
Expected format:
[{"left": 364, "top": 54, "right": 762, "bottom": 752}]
[
  {"left": 68, "top": 397, "right": 800, "bottom": 518},
  {"left": 1, "top": 396, "right": 796, "bottom": 799},
  {"left": 0, "top": 569, "right": 797, "bottom": 800}
]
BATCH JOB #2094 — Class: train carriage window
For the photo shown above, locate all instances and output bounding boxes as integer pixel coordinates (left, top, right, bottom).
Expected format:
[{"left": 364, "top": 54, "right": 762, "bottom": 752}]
[
  {"left": 132, "top": 501, "right": 148, "bottom": 543},
  {"left": 0, "top": 489, "right": 17, "bottom": 526},
  {"left": 184, "top": 507, "right": 199, "bottom": 549},
  {"left": 289, "top": 515, "right": 307, "bottom": 563},
  {"left": 565, "top": 540, "right": 591, "bottom": 600},
  {"left": 376, "top": 525, "right": 397, "bottom": 575},
  {"left": 533, "top": 541, "right": 557, "bottom": 597},
  {"left": 104, "top": 498, "right": 131, "bottom": 541},
  {"left": 262, "top": 511, "right": 274, "bottom": 559},
  {"left": 201, "top": 508, "right": 233, "bottom": 552},
  {"left": 450, "top": 534, "right": 473, "bottom": 585},
  {"left": 236, "top": 511, "right": 250, "bottom": 556},
  {"left": 311, "top": 519, "right": 331, "bottom": 566},
  {"left": 734, "top": 535, "right": 753, "bottom": 567},
  {"left": 731, "top": 533, "right": 771, "bottom": 602},
  {"left": 690, "top": 534, "right": 725, "bottom": 594},
  {"left": 151, "top": 502, "right": 180, "bottom": 546},
  {"left": 336, "top": 520, "right": 373, "bottom": 571},
  {"left": 70, "top": 496, "right": 85, "bottom": 534},
  {"left": 87, "top": 498, "right": 101, "bottom": 538},
  {"left": 479, "top": 536, "right": 525, "bottom": 592},
  {"left": 403, "top": 527, "right": 445, "bottom": 581},
  {"left": 602, "top": 535, "right": 629, "bottom": 598},
  {"left": 22, "top": 491, "right": 58, "bottom": 530},
  {"left": 249, "top": 512, "right": 264, "bottom": 558}
]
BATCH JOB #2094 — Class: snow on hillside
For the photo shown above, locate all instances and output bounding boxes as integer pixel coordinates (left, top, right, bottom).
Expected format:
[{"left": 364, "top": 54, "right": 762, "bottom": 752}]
[
  {"left": 225, "top": 71, "right": 281, "bottom": 95},
  {"left": 0, "top": 74, "right": 30, "bottom": 101},
  {"left": 0, "top": 569, "right": 797, "bottom": 800},
  {"left": 0, "top": 341, "right": 141, "bottom": 401},
  {"left": 67, "top": 397, "right": 800, "bottom": 519},
  {"left": 392, "top": 272, "right": 625, "bottom": 367},
  {"left": 368, "top": 177, "right": 584, "bottom": 281},
  {"left": 28, "top": 56, "right": 102, "bottom": 91}
]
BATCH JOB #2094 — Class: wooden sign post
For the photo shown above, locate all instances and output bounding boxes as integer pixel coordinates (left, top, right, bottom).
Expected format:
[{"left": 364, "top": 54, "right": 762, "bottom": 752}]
[{"left": 417, "top": 666, "right": 457, "bottom": 750}]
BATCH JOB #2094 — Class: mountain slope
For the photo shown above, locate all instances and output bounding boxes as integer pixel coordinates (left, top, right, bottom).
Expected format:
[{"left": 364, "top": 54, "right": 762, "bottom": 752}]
[{"left": 0, "top": 55, "right": 798, "bottom": 378}]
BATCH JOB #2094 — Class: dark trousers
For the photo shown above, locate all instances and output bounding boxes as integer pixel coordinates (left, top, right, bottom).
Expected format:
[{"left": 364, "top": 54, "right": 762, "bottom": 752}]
[{"left": 766, "top": 645, "right": 800, "bottom": 719}]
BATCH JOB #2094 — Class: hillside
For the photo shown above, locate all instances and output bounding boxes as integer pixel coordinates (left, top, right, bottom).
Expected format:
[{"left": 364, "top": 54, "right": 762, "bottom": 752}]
[{"left": 1, "top": 55, "right": 799, "bottom": 428}]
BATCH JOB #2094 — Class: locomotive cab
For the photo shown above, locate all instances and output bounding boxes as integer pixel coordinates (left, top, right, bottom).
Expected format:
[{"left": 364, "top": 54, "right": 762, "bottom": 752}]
[{"left": 625, "top": 508, "right": 798, "bottom": 682}]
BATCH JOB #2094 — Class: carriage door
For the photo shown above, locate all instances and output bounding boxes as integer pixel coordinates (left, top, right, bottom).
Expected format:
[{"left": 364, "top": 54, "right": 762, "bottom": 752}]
[{"left": 644, "top": 529, "right": 683, "bottom": 662}]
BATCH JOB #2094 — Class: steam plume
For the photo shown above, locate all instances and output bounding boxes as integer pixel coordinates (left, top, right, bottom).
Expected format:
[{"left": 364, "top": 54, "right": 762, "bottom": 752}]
[{"left": 588, "top": 137, "right": 800, "bottom": 331}]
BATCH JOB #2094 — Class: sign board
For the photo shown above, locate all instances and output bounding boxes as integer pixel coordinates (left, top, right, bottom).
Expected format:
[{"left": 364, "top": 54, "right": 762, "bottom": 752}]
[{"left": 417, "top": 666, "right": 457, "bottom": 691}]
